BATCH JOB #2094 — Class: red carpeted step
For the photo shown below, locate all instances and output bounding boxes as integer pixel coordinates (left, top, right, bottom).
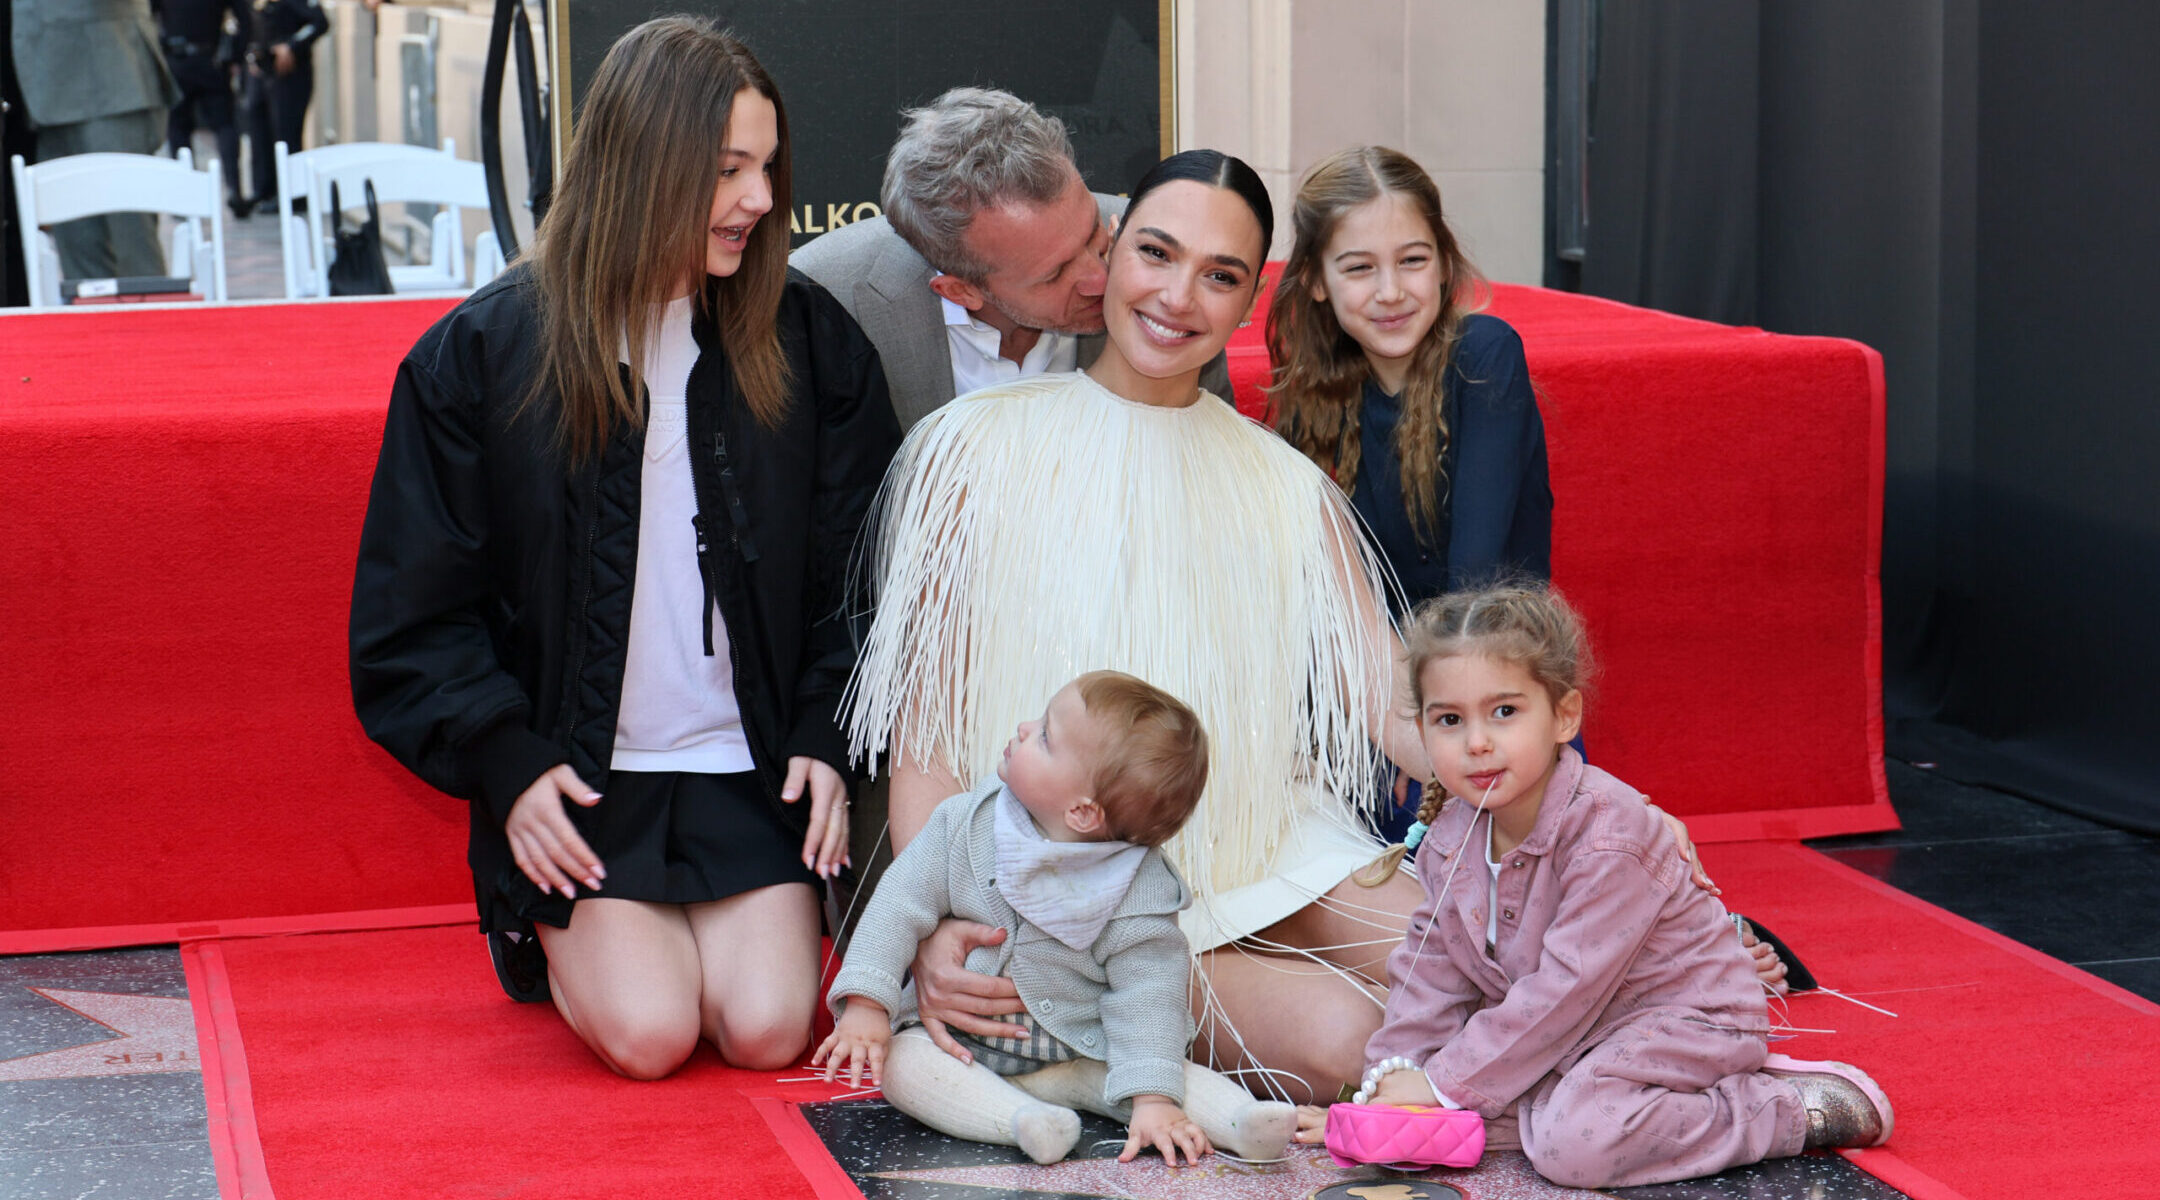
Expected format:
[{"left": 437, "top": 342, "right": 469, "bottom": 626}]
[
  {"left": 1, "top": 279, "right": 1890, "bottom": 942},
  {"left": 1233, "top": 281, "right": 1894, "bottom": 845},
  {"left": 2, "top": 299, "right": 470, "bottom": 936}
]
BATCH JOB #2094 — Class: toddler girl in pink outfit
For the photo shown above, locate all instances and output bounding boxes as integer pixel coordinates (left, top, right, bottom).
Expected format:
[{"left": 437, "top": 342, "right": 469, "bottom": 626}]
[{"left": 1352, "top": 583, "right": 1891, "bottom": 1189}]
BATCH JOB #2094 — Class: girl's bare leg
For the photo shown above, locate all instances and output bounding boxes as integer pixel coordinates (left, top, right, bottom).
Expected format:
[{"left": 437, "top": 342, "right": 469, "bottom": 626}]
[
  {"left": 535, "top": 898, "right": 703, "bottom": 1079},
  {"left": 686, "top": 881, "right": 822, "bottom": 1070}
]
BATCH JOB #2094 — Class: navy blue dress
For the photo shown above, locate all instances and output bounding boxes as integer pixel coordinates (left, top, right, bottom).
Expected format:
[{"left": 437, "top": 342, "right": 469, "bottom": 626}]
[
  {"left": 1350, "top": 313, "right": 1554, "bottom": 839},
  {"left": 1349, "top": 313, "right": 1552, "bottom": 614}
]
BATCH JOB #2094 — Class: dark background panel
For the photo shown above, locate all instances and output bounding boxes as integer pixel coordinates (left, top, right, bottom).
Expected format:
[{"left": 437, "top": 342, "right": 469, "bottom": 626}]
[
  {"left": 1568, "top": 1, "right": 2160, "bottom": 832},
  {"left": 1578, "top": 0, "right": 1760, "bottom": 323},
  {"left": 1945, "top": 0, "right": 2160, "bottom": 828},
  {"left": 1751, "top": 0, "right": 1978, "bottom": 723},
  {"left": 562, "top": 1, "right": 1163, "bottom": 245}
]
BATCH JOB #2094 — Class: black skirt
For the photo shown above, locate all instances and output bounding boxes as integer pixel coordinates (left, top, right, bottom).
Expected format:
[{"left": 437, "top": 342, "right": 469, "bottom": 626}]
[{"left": 487, "top": 769, "right": 820, "bottom": 932}]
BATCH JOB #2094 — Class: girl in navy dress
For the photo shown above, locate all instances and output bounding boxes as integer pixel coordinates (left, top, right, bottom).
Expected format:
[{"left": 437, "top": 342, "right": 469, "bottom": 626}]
[
  {"left": 1267, "top": 145, "right": 1552, "bottom": 619},
  {"left": 1267, "top": 145, "right": 1552, "bottom": 845}
]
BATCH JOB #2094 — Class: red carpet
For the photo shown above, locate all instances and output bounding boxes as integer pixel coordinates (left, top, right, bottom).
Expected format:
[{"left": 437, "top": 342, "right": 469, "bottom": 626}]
[
  {"left": 1, "top": 281, "right": 1887, "bottom": 943},
  {"left": 186, "top": 840, "right": 2159, "bottom": 1200},
  {"left": 1705, "top": 842, "right": 2160, "bottom": 1200},
  {"left": 197, "top": 924, "right": 847, "bottom": 1200}
]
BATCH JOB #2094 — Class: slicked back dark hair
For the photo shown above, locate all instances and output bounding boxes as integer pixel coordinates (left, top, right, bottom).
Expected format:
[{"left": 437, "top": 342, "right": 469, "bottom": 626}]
[{"left": 1117, "top": 149, "right": 1274, "bottom": 272}]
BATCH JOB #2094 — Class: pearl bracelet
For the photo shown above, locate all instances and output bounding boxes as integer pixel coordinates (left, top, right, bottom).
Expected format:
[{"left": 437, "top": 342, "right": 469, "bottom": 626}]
[{"left": 1351, "top": 1056, "right": 1421, "bottom": 1104}]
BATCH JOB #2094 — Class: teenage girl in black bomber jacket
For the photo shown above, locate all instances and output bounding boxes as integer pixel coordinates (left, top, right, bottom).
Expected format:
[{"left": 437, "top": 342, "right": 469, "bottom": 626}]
[{"left": 349, "top": 19, "right": 899, "bottom": 1079}]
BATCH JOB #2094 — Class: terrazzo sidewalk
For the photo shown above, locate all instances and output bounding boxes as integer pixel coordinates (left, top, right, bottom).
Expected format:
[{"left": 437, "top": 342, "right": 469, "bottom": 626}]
[{"left": 0, "top": 948, "right": 217, "bottom": 1200}]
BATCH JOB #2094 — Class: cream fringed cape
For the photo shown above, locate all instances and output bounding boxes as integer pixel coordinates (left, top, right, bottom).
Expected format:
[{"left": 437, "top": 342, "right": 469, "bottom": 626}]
[{"left": 845, "top": 371, "right": 1398, "bottom": 948}]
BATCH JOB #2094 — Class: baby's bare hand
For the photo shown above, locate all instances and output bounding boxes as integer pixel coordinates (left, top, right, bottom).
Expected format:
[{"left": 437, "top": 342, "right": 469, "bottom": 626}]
[
  {"left": 1122, "top": 1098, "right": 1209, "bottom": 1165},
  {"left": 811, "top": 1006, "right": 889, "bottom": 1088}
]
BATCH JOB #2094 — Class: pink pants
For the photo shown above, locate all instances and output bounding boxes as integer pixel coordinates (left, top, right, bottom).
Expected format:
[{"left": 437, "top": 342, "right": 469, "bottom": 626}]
[{"left": 1506, "top": 1012, "right": 1807, "bottom": 1189}]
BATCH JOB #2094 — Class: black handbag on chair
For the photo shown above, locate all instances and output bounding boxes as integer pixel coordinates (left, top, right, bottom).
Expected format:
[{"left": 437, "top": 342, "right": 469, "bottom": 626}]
[{"left": 326, "top": 180, "right": 395, "bottom": 296}]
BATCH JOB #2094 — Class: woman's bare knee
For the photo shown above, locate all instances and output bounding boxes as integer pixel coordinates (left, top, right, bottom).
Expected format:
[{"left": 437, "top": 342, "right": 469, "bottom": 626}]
[
  {"left": 1273, "top": 1017, "right": 1375, "bottom": 1102},
  {"left": 704, "top": 979, "right": 814, "bottom": 1070},
  {"left": 536, "top": 898, "right": 703, "bottom": 1078},
  {"left": 1192, "top": 947, "right": 1386, "bottom": 1103},
  {"left": 1312, "top": 1011, "right": 1380, "bottom": 1087}
]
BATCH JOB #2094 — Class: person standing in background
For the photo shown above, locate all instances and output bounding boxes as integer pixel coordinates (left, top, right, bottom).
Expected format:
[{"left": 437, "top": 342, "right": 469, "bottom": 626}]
[
  {"left": 243, "top": 0, "right": 324, "bottom": 211},
  {"left": 154, "top": 0, "right": 250, "bottom": 218},
  {"left": 8, "top": 0, "right": 177, "bottom": 280}
]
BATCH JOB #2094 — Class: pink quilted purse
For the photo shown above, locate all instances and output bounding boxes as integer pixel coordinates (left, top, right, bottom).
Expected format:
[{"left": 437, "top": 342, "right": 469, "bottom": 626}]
[{"left": 1324, "top": 1102, "right": 1485, "bottom": 1170}]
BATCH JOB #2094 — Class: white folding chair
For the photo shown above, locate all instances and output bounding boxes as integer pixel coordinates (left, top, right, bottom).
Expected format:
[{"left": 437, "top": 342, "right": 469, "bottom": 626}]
[
  {"left": 303, "top": 138, "right": 504, "bottom": 296},
  {"left": 10, "top": 151, "right": 226, "bottom": 308},
  {"left": 274, "top": 139, "right": 461, "bottom": 298}
]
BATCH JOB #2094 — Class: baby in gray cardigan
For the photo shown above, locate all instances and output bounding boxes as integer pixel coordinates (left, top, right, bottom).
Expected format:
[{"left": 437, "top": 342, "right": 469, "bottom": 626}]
[{"left": 815, "top": 671, "right": 1294, "bottom": 1165}]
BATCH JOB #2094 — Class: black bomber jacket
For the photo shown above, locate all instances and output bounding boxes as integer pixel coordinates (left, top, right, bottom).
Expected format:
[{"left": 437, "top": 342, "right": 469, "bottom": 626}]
[{"left": 350, "top": 266, "right": 900, "bottom": 887}]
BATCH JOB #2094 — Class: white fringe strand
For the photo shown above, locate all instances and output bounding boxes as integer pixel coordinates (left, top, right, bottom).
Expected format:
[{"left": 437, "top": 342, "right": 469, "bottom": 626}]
[{"left": 844, "top": 372, "right": 1397, "bottom": 903}]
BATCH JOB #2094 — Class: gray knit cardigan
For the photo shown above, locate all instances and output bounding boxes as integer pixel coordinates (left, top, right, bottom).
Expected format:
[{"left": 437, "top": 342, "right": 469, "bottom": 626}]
[{"left": 828, "top": 780, "right": 1197, "bottom": 1105}]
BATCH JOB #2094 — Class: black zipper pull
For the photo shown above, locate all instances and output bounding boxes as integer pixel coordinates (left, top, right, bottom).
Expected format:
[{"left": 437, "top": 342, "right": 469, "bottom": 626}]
[
  {"left": 713, "top": 430, "right": 761, "bottom": 563},
  {"left": 691, "top": 512, "right": 717, "bottom": 657}
]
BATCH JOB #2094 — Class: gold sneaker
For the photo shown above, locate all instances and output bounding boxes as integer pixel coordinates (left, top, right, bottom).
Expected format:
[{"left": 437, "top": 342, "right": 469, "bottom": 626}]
[{"left": 1763, "top": 1054, "right": 1893, "bottom": 1148}]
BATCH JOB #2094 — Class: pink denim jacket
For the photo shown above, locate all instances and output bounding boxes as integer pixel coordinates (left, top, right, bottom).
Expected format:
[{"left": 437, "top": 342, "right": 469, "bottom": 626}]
[{"left": 1368, "top": 748, "right": 1767, "bottom": 1118}]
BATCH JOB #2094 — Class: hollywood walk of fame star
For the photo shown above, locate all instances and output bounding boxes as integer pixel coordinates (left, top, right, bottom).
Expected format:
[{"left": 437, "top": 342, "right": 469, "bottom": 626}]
[
  {"left": 870, "top": 1141, "right": 1607, "bottom": 1199},
  {"left": 0, "top": 988, "right": 200, "bottom": 1082}
]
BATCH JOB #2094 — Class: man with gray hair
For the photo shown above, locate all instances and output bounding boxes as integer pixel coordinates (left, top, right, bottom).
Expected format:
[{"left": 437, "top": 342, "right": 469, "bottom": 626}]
[{"left": 793, "top": 86, "right": 1230, "bottom": 430}]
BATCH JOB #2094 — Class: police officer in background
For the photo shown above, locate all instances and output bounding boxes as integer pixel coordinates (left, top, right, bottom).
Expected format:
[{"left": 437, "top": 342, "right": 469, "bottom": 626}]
[
  {"left": 242, "top": 0, "right": 325, "bottom": 212},
  {"left": 154, "top": 0, "right": 249, "bottom": 217}
]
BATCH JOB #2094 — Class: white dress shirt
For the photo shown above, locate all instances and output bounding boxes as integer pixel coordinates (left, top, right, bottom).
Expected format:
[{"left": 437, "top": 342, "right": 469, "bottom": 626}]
[{"left": 940, "top": 289, "right": 1077, "bottom": 396}]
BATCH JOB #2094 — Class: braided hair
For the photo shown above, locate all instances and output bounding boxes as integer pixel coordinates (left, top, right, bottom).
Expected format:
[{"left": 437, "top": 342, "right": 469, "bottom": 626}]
[{"left": 1357, "top": 581, "right": 1594, "bottom": 885}]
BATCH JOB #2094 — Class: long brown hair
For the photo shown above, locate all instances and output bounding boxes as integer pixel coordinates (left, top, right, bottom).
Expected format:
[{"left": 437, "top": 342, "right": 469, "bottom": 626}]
[
  {"left": 525, "top": 17, "right": 794, "bottom": 462},
  {"left": 1266, "top": 146, "right": 1484, "bottom": 541}
]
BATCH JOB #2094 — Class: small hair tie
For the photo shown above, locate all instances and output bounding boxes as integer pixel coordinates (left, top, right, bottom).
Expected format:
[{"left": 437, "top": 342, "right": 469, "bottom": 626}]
[{"left": 1404, "top": 820, "right": 1429, "bottom": 851}]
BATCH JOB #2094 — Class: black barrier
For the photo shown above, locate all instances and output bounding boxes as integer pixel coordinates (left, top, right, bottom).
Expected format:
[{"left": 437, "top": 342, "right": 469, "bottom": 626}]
[
  {"left": 480, "top": 0, "right": 553, "bottom": 261},
  {"left": 1572, "top": 3, "right": 2160, "bottom": 834},
  {"left": 551, "top": 1, "right": 1169, "bottom": 246}
]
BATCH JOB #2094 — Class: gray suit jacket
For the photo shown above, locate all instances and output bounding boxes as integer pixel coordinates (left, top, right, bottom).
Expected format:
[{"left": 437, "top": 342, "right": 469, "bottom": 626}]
[
  {"left": 791, "top": 193, "right": 1235, "bottom": 431},
  {"left": 10, "top": 0, "right": 177, "bottom": 129}
]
